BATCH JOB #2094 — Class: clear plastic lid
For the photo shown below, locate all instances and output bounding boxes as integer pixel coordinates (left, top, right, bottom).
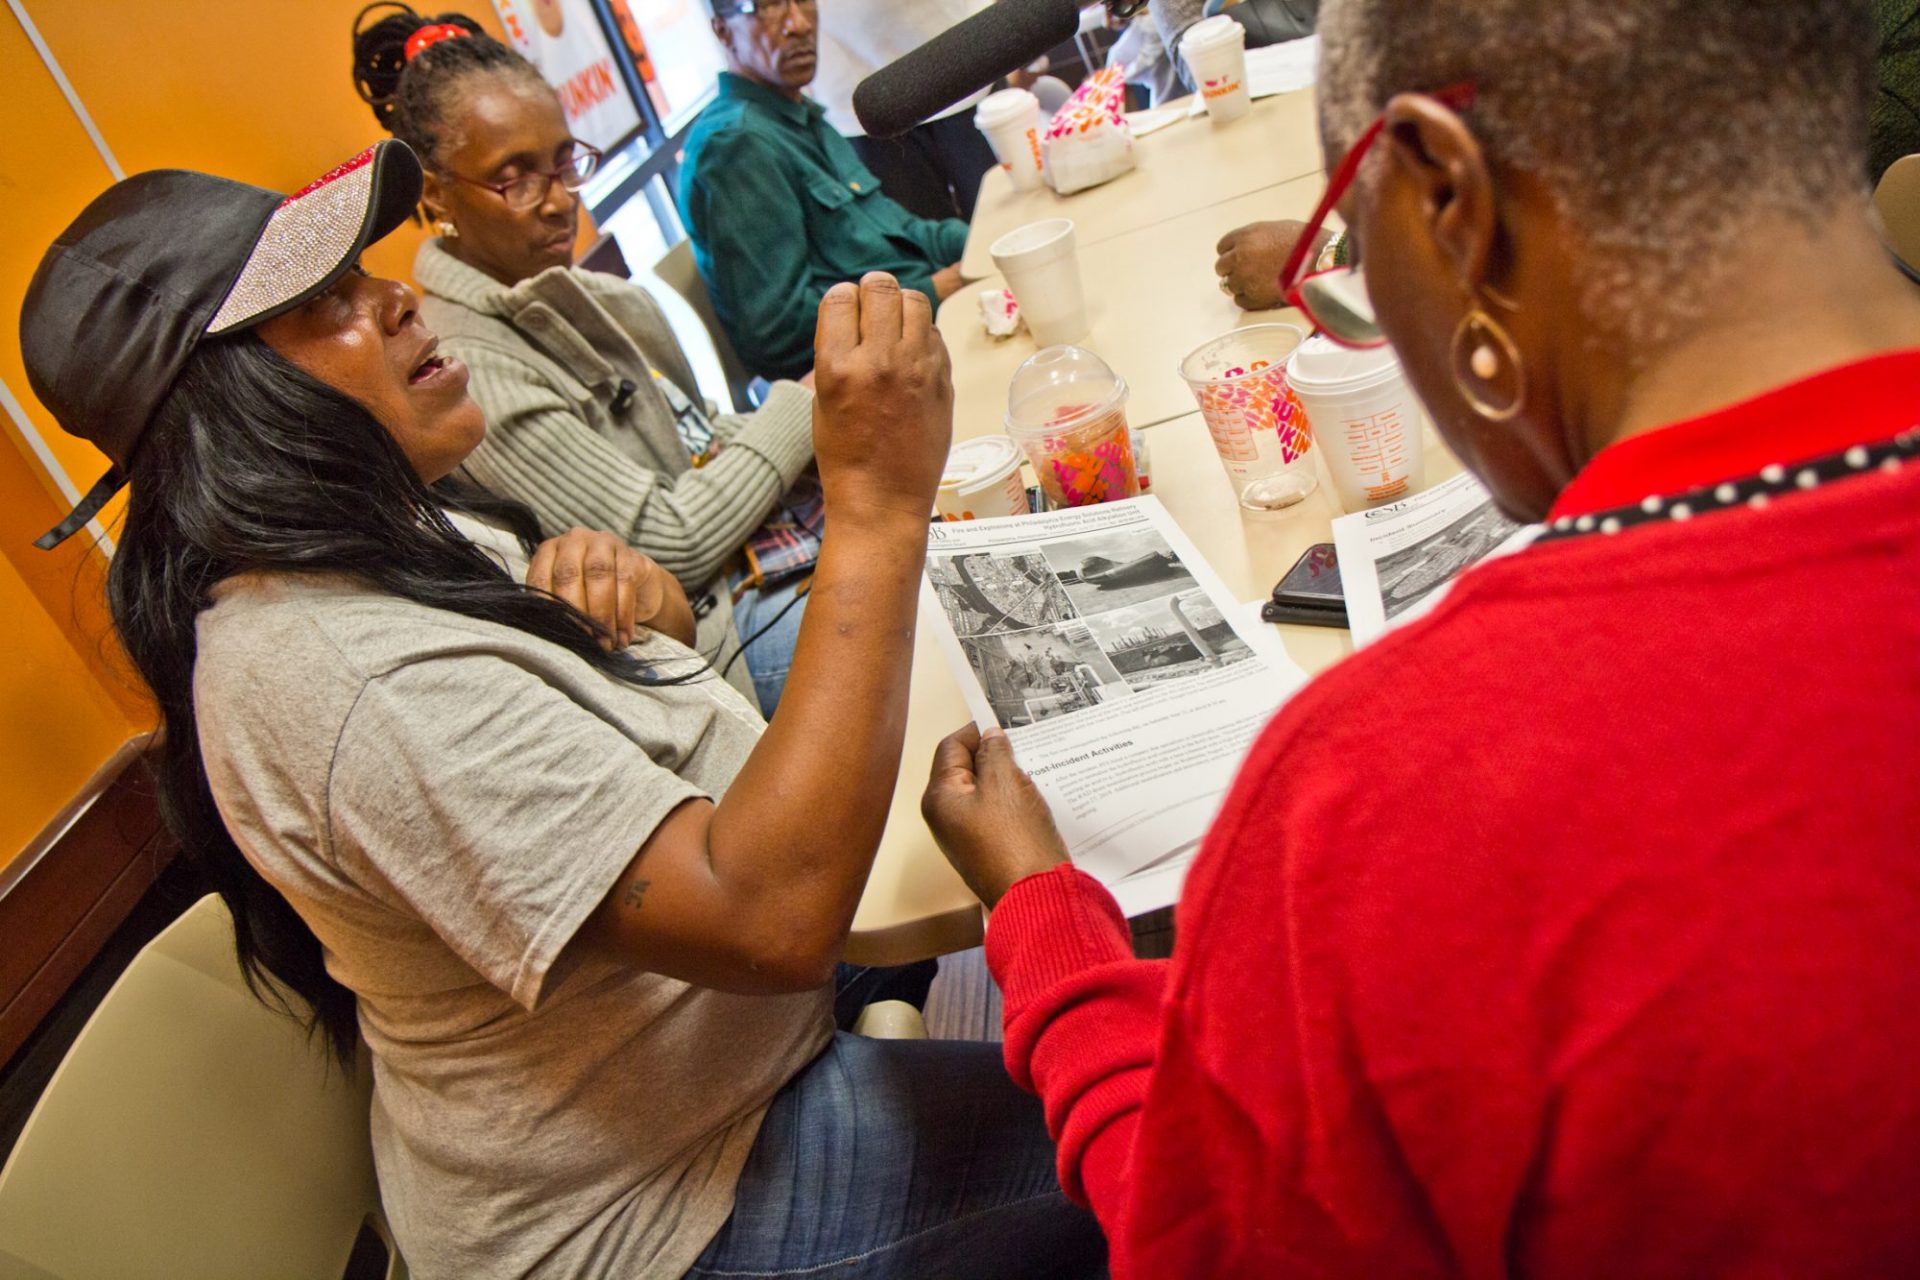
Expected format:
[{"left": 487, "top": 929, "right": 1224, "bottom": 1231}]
[{"left": 1005, "top": 345, "right": 1128, "bottom": 437}]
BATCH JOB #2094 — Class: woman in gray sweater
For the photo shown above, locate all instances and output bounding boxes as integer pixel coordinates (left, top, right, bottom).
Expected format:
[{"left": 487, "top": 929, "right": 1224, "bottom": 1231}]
[{"left": 354, "top": 8, "right": 816, "bottom": 714}]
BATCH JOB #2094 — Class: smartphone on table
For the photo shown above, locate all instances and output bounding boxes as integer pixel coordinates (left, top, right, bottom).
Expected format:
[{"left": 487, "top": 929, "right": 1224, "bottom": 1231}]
[{"left": 1262, "top": 542, "right": 1348, "bottom": 629}]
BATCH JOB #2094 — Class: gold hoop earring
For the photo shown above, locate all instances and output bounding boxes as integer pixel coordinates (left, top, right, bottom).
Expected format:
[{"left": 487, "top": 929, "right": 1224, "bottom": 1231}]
[
  {"left": 1449, "top": 306, "right": 1526, "bottom": 423},
  {"left": 434, "top": 219, "right": 459, "bottom": 239}
]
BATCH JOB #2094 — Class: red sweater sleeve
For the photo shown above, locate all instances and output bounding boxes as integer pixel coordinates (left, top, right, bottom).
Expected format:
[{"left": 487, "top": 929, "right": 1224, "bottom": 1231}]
[
  {"left": 988, "top": 679, "right": 1469, "bottom": 1279},
  {"left": 988, "top": 866, "right": 1167, "bottom": 1219}
]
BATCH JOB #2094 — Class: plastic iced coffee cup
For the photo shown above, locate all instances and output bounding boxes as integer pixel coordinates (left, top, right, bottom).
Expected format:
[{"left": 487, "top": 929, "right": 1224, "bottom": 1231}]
[
  {"left": 975, "top": 88, "right": 1046, "bottom": 193},
  {"left": 936, "top": 435, "right": 1033, "bottom": 521},
  {"left": 1178, "top": 323, "right": 1316, "bottom": 518},
  {"left": 1181, "top": 16, "right": 1251, "bottom": 125},
  {"left": 1004, "top": 345, "right": 1140, "bottom": 509},
  {"left": 989, "top": 219, "right": 1089, "bottom": 348},
  {"left": 1285, "top": 335, "right": 1428, "bottom": 510}
]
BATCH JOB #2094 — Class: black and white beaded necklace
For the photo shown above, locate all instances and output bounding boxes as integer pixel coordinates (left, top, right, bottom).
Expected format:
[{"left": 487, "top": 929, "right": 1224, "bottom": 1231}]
[{"left": 1535, "top": 426, "right": 1920, "bottom": 545}]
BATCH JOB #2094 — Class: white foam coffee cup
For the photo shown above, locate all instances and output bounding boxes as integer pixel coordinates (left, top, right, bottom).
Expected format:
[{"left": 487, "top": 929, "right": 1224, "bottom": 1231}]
[
  {"left": 975, "top": 89, "right": 1046, "bottom": 193},
  {"left": 1181, "top": 16, "right": 1251, "bottom": 124},
  {"left": 1286, "top": 335, "right": 1428, "bottom": 510},
  {"left": 989, "top": 219, "right": 1089, "bottom": 347},
  {"left": 936, "top": 436, "right": 1032, "bottom": 521}
]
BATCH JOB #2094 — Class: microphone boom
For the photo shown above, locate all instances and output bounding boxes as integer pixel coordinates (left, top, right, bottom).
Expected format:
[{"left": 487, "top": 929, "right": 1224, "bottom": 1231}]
[{"left": 851, "top": 0, "right": 1082, "bottom": 139}]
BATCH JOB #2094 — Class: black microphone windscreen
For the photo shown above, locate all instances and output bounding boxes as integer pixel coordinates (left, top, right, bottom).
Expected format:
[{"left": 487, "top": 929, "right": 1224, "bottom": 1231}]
[{"left": 851, "top": 0, "right": 1081, "bottom": 139}]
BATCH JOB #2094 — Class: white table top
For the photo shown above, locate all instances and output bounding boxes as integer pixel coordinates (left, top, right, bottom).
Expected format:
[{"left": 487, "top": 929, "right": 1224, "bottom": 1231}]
[
  {"left": 960, "top": 88, "right": 1325, "bottom": 279},
  {"left": 844, "top": 82, "right": 1363, "bottom": 964},
  {"left": 844, "top": 411, "right": 1462, "bottom": 965},
  {"left": 938, "top": 175, "right": 1330, "bottom": 442}
]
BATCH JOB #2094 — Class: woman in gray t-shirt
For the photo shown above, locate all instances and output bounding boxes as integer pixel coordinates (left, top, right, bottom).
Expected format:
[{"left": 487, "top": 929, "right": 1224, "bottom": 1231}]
[{"left": 23, "top": 143, "right": 1104, "bottom": 1279}]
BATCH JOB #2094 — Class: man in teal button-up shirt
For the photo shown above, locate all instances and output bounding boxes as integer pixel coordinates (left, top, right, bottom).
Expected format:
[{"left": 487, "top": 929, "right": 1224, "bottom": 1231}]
[{"left": 680, "top": 0, "right": 969, "bottom": 381}]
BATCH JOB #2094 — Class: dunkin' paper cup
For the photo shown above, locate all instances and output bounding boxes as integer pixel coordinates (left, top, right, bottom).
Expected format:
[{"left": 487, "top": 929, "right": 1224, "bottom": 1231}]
[
  {"left": 1179, "top": 323, "right": 1316, "bottom": 517},
  {"left": 1181, "top": 16, "right": 1251, "bottom": 125},
  {"left": 937, "top": 436, "right": 1032, "bottom": 521},
  {"left": 1286, "top": 335, "right": 1427, "bottom": 510},
  {"left": 990, "top": 219, "right": 1089, "bottom": 348},
  {"left": 975, "top": 88, "right": 1046, "bottom": 193},
  {"left": 1004, "top": 345, "right": 1140, "bottom": 509}
]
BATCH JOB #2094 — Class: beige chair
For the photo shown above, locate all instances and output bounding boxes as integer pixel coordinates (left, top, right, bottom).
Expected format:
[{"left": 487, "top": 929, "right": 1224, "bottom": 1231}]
[
  {"left": 0, "top": 896, "right": 402, "bottom": 1280},
  {"left": 1875, "top": 154, "right": 1920, "bottom": 277},
  {"left": 653, "top": 239, "right": 762, "bottom": 413}
]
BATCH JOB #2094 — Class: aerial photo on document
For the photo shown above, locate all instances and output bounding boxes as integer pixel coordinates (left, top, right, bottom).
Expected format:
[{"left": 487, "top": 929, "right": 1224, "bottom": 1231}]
[
  {"left": 1374, "top": 499, "right": 1521, "bottom": 619},
  {"left": 927, "top": 527, "right": 1256, "bottom": 729}
]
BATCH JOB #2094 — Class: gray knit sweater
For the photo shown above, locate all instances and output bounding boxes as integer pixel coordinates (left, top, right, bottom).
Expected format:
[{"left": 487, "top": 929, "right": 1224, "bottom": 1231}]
[
  {"left": 416, "top": 239, "right": 815, "bottom": 581},
  {"left": 415, "top": 239, "right": 816, "bottom": 706}
]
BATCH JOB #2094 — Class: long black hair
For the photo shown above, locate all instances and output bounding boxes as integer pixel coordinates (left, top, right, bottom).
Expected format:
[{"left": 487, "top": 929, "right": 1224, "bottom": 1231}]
[
  {"left": 351, "top": 4, "right": 545, "bottom": 166},
  {"left": 109, "top": 332, "right": 691, "bottom": 1064}
]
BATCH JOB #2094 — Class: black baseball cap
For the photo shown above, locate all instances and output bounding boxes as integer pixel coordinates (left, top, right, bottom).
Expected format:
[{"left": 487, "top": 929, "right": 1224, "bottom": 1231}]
[{"left": 21, "top": 139, "right": 423, "bottom": 548}]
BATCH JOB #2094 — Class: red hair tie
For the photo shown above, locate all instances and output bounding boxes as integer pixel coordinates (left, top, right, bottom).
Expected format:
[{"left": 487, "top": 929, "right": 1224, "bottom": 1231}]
[{"left": 404, "top": 22, "right": 470, "bottom": 62}]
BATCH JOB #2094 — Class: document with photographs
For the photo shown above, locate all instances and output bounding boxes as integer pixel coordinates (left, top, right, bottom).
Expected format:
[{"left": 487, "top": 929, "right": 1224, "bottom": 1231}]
[
  {"left": 1331, "top": 470, "right": 1539, "bottom": 646},
  {"left": 921, "top": 497, "right": 1310, "bottom": 914}
]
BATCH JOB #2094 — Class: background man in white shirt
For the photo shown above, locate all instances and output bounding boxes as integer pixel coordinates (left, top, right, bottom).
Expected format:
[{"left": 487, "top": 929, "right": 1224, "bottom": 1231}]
[{"left": 808, "top": 0, "right": 1002, "bottom": 219}]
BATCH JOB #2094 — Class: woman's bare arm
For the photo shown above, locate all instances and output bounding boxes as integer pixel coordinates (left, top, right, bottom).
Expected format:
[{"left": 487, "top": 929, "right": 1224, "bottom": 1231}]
[{"left": 575, "top": 274, "right": 953, "bottom": 991}]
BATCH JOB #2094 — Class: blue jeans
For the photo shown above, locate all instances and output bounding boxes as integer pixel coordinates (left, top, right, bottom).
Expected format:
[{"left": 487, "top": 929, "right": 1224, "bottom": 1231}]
[
  {"left": 688, "top": 1030, "right": 1108, "bottom": 1279},
  {"left": 729, "top": 573, "right": 809, "bottom": 718}
]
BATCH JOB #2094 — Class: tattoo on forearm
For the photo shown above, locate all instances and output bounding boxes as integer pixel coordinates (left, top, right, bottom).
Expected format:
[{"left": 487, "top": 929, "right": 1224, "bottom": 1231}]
[{"left": 623, "top": 879, "right": 652, "bottom": 911}]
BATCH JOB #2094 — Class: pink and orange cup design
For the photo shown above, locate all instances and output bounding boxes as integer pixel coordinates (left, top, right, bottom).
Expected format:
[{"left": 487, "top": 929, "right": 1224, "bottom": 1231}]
[
  {"left": 1028, "top": 405, "right": 1139, "bottom": 509},
  {"left": 1192, "top": 359, "right": 1313, "bottom": 465},
  {"left": 1006, "top": 346, "right": 1137, "bottom": 509},
  {"left": 1179, "top": 324, "right": 1318, "bottom": 513}
]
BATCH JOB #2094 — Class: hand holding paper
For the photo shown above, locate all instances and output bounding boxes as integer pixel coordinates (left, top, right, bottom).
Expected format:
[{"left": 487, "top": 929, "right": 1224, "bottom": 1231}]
[
  {"left": 922, "top": 723, "right": 1070, "bottom": 908},
  {"left": 919, "top": 496, "right": 1311, "bottom": 915}
]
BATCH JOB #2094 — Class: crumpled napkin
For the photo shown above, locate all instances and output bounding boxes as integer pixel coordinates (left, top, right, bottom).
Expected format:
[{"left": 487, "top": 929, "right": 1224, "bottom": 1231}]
[{"left": 979, "top": 287, "right": 1023, "bottom": 339}]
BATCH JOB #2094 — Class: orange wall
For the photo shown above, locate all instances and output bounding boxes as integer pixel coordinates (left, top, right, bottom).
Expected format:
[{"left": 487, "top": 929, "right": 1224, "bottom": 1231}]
[
  {"left": 0, "top": 554, "right": 138, "bottom": 865},
  {"left": 0, "top": 0, "right": 515, "bottom": 872}
]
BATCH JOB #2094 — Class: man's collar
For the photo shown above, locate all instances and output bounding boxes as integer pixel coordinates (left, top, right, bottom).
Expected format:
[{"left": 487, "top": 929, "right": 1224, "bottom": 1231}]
[{"left": 718, "top": 70, "right": 821, "bottom": 125}]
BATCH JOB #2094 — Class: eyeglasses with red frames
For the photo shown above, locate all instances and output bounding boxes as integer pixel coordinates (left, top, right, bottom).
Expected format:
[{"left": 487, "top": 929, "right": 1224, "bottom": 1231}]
[
  {"left": 445, "top": 141, "right": 603, "bottom": 213},
  {"left": 1277, "top": 82, "right": 1479, "bottom": 349}
]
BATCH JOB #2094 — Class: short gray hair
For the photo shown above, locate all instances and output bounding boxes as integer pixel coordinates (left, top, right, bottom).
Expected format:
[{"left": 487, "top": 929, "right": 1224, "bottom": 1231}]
[{"left": 1317, "top": 0, "right": 1879, "bottom": 339}]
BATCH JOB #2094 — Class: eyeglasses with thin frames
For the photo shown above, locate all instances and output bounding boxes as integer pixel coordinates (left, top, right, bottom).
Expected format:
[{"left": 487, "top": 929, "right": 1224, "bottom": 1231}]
[
  {"left": 443, "top": 141, "right": 603, "bottom": 213},
  {"left": 1278, "top": 82, "right": 1479, "bottom": 349},
  {"left": 726, "top": 0, "right": 818, "bottom": 24}
]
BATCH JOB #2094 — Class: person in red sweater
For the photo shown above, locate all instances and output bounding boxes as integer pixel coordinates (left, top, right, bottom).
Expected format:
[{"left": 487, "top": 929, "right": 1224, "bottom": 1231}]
[{"left": 919, "top": 0, "right": 1920, "bottom": 1275}]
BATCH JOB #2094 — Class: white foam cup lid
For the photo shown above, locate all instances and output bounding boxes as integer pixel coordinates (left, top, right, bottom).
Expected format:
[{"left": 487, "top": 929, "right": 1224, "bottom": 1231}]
[
  {"left": 1182, "top": 14, "right": 1245, "bottom": 53},
  {"left": 1285, "top": 333, "right": 1405, "bottom": 393},
  {"left": 941, "top": 435, "right": 1025, "bottom": 490},
  {"left": 976, "top": 89, "right": 1040, "bottom": 129}
]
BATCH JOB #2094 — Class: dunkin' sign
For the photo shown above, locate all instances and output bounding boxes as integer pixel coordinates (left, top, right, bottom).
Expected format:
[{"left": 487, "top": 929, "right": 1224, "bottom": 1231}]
[{"left": 492, "top": 0, "right": 642, "bottom": 151}]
